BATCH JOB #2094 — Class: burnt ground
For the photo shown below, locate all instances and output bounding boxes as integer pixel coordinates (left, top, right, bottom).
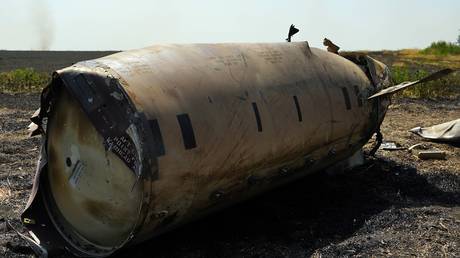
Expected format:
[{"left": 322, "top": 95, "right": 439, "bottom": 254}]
[{"left": 0, "top": 94, "right": 459, "bottom": 257}]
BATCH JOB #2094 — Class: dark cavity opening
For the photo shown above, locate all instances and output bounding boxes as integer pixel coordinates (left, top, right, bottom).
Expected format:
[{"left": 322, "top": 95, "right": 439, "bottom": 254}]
[
  {"left": 252, "top": 102, "right": 263, "bottom": 132},
  {"left": 177, "top": 114, "right": 197, "bottom": 149},
  {"left": 66, "top": 157, "right": 72, "bottom": 167},
  {"left": 341, "top": 87, "right": 352, "bottom": 110},
  {"left": 149, "top": 119, "right": 166, "bottom": 156},
  {"left": 293, "top": 95, "right": 303, "bottom": 122}
]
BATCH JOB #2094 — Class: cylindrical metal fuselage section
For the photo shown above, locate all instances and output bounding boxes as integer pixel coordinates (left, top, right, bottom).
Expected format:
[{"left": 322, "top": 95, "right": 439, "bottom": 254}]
[{"left": 23, "top": 42, "right": 384, "bottom": 256}]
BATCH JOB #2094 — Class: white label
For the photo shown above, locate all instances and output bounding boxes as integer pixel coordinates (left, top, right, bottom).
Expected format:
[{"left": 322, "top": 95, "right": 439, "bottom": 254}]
[{"left": 69, "top": 160, "right": 85, "bottom": 187}]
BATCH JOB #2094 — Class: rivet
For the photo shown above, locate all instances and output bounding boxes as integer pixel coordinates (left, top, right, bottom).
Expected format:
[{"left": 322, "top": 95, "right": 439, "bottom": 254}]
[
  {"left": 210, "top": 190, "right": 224, "bottom": 201},
  {"left": 328, "top": 148, "right": 336, "bottom": 156},
  {"left": 279, "top": 167, "right": 289, "bottom": 175},
  {"left": 155, "top": 210, "right": 168, "bottom": 218},
  {"left": 304, "top": 156, "right": 315, "bottom": 166}
]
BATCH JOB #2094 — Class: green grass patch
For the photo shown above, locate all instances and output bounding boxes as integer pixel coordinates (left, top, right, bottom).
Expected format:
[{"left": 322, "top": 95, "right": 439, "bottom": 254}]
[
  {"left": 391, "top": 66, "right": 459, "bottom": 99},
  {"left": 0, "top": 68, "right": 50, "bottom": 93},
  {"left": 420, "top": 41, "right": 460, "bottom": 56}
]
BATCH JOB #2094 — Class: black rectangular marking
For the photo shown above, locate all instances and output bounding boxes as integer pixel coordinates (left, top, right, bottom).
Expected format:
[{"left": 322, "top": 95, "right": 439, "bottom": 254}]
[
  {"left": 293, "top": 95, "right": 303, "bottom": 122},
  {"left": 252, "top": 102, "right": 263, "bottom": 132},
  {"left": 177, "top": 114, "right": 197, "bottom": 149},
  {"left": 148, "top": 119, "right": 166, "bottom": 156},
  {"left": 341, "top": 87, "right": 352, "bottom": 110},
  {"left": 353, "top": 85, "right": 363, "bottom": 107}
]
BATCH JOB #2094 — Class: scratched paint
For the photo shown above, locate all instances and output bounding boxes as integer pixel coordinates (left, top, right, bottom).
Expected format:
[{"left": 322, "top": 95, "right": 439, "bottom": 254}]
[{"left": 22, "top": 42, "right": 392, "bottom": 257}]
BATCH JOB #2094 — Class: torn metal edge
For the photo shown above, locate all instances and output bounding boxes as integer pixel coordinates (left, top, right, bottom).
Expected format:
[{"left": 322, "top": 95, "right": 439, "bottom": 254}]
[{"left": 21, "top": 66, "right": 158, "bottom": 257}]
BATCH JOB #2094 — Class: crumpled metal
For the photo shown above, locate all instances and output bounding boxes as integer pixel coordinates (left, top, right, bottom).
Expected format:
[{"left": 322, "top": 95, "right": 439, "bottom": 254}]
[{"left": 410, "top": 119, "right": 460, "bottom": 143}]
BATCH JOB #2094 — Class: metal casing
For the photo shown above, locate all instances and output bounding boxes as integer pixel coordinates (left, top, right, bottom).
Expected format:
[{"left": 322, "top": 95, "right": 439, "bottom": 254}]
[{"left": 23, "top": 42, "right": 387, "bottom": 256}]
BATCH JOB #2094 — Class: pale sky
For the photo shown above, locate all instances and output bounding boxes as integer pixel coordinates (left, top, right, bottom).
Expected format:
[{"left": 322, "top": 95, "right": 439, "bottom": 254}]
[{"left": 1, "top": 0, "right": 459, "bottom": 51}]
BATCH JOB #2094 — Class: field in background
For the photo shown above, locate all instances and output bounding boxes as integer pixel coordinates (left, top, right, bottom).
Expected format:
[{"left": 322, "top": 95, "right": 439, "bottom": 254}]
[
  {"left": 0, "top": 48, "right": 459, "bottom": 99},
  {"left": 0, "top": 50, "right": 117, "bottom": 93},
  {"left": 0, "top": 50, "right": 118, "bottom": 73},
  {"left": 364, "top": 48, "right": 460, "bottom": 99}
]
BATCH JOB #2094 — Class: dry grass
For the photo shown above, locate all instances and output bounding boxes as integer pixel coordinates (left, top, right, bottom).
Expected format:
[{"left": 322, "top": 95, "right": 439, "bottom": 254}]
[{"left": 361, "top": 49, "right": 460, "bottom": 99}]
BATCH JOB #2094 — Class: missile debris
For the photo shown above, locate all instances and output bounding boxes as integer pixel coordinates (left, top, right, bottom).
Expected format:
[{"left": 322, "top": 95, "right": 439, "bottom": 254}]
[
  {"left": 380, "top": 141, "right": 405, "bottom": 151},
  {"left": 410, "top": 119, "right": 460, "bottom": 143},
  {"left": 408, "top": 143, "right": 447, "bottom": 160},
  {"left": 20, "top": 34, "right": 453, "bottom": 257},
  {"left": 417, "top": 150, "right": 447, "bottom": 160},
  {"left": 323, "top": 38, "right": 340, "bottom": 54}
]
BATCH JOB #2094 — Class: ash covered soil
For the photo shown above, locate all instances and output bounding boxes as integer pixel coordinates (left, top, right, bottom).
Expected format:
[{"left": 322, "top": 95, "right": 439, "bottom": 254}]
[{"left": 0, "top": 94, "right": 459, "bottom": 257}]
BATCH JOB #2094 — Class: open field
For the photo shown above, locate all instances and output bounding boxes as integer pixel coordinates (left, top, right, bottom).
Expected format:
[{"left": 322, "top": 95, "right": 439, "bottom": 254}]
[
  {"left": 0, "top": 50, "right": 459, "bottom": 257},
  {"left": 344, "top": 49, "right": 460, "bottom": 99},
  {"left": 0, "top": 50, "right": 118, "bottom": 73},
  {"left": 0, "top": 51, "right": 117, "bottom": 93}
]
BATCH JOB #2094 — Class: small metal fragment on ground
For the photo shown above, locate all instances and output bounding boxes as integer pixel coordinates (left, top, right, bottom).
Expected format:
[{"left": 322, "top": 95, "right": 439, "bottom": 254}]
[
  {"left": 380, "top": 141, "right": 405, "bottom": 150},
  {"left": 417, "top": 150, "right": 447, "bottom": 160},
  {"left": 408, "top": 143, "right": 426, "bottom": 152},
  {"left": 407, "top": 143, "right": 447, "bottom": 160},
  {"left": 409, "top": 118, "right": 460, "bottom": 143}
]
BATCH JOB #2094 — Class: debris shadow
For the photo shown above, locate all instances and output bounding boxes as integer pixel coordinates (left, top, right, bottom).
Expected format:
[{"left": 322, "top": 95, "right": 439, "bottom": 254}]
[{"left": 114, "top": 156, "right": 460, "bottom": 258}]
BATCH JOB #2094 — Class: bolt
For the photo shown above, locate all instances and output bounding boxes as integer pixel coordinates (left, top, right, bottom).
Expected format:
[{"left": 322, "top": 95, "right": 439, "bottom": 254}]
[
  {"left": 210, "top": 190, "right": 224, "bottom": 201},
  {"left": 279, "top": 167, "right": 289, "bottom": 175}
]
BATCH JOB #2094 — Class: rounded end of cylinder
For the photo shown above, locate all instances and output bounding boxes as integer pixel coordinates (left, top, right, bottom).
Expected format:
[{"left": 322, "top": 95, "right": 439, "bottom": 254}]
[{"left": 43, "top": 85, "right": 143, "bottom": 254}]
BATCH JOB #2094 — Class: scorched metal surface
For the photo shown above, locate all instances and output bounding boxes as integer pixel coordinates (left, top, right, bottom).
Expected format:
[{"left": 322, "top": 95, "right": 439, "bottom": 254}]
[{"left": 22, "top": 42, "right": 398, "bottom": 257}]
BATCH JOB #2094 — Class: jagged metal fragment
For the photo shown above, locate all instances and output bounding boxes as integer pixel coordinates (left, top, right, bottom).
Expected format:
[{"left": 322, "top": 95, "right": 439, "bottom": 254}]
[{"left": 410, "top": 119, "right": 460, "bottom": 143}]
